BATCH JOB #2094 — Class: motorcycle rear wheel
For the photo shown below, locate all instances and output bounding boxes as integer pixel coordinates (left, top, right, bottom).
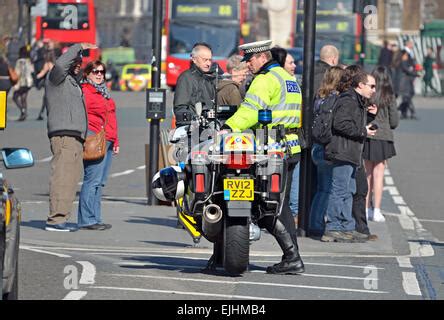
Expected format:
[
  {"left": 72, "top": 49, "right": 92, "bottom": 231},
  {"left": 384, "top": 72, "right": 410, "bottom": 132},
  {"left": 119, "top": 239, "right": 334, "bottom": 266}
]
[{"left": 223, "top": 217, "right": 249, "bottom": 275}]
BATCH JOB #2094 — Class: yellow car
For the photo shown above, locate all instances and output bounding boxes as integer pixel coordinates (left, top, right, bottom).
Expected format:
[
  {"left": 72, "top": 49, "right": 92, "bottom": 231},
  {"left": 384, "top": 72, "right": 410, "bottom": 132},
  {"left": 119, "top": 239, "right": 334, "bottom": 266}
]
[{"left": 119, "top": 64, "right": 152, "bottom": 92}]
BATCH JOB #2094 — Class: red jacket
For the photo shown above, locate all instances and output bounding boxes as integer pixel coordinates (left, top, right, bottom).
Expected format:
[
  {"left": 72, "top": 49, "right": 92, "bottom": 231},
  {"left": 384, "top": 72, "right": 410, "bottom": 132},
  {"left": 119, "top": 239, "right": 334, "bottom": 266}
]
[{"left": 82, "top": 83, "right": 119, "bottom": 147}]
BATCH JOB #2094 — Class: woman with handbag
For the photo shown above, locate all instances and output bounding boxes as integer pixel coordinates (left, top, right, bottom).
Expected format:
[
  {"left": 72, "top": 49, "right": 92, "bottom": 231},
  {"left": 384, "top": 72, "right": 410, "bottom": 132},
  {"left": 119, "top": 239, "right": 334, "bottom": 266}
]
[
  {"left": 13, "top": 46, "right": 34, "bottom": 121},
  {"left": 78, "top": 60, "right": 119, "bottom": 231}
]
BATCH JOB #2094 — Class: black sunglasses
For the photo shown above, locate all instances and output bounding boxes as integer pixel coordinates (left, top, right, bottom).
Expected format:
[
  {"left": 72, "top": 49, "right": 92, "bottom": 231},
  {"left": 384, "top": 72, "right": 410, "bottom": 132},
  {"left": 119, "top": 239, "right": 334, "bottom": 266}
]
[{"left": 92, "top": 69, "right": 105, "bottom": 75}]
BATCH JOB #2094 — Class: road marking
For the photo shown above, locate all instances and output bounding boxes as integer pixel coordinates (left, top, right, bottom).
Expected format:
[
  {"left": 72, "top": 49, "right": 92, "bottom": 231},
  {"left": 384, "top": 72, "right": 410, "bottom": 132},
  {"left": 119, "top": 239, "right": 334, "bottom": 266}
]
[
  {"left": 110, "top": 170, "right": 135, "bottom": 178},
  {"left": 409, "top": 242, "right": 435, "bottom": 258},
  {"left": 137, "top": 165, "right": 146, "bottom": 170},
  {"left": 77, "top": 261, "right": 96, "bottom": 285},
  {"left": 114, "top": 261, "right": 384, "bottom": 277},
  {"left": 384, "top": 176, "right": 394, "bottom": 185},
  {"left": 96, "top": 252, "right": 384, "bottom": 269},
  {"left": 62, "top": 291, "right": 88, "bottom": 300},
  {"left": 20, "top": 245, "right": 71, "bottom": 258},
  {"left": 416, "top": 218, "right": 444, "bottom": 223},
  {"left": 402, "top": 272, "right": 422, "bottom": 296},
  {"left": 102, "top": 274, "right": 388, "bottom": 294},
  {"left": 398, "top": 215, "right": 415, "bottom": 230},
  {"left": 392, "top": 196, "right": 406, "bottom": 205},
  {"left": 396, "top": 257, "right": 413, "bottom": 269},
  {"left": 383, "top": 186, "right": 399, "bottom": 196},
  {"left": 383, "top": 168, "right": 437, "bottom": 299},
  {"left": 20, "top": 244, "right": 407, "bottom": 259},
  {"left": 89, "top": 286, "right": 280, "bottom": 300}
]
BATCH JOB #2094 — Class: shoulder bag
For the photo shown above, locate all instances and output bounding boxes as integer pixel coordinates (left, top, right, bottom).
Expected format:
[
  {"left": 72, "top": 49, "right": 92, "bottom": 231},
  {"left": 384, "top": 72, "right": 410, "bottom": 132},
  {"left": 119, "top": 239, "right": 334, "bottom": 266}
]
[
  {"left": 83, "top": 109, "right": 108, "bottom": 161},
  {"left": 8, "top": 66, "right": 18, "bottom": 85}
]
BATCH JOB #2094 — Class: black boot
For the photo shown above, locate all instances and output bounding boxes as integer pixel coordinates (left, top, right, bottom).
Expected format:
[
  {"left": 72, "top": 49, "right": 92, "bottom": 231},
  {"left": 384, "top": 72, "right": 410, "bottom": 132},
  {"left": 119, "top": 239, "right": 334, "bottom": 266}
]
[
  {"left": 266, "top": 219, "right": 305, "bottom": 275},
  {"left": 18, "top": 109, "right": 27, "bottom": 121}
]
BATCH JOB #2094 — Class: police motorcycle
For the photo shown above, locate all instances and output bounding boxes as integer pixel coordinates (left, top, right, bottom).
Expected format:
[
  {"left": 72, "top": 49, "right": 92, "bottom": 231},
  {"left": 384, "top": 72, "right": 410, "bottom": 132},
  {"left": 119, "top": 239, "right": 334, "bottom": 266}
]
[{"left": 152, "top": 101, "right": 291, "bottom": 275}]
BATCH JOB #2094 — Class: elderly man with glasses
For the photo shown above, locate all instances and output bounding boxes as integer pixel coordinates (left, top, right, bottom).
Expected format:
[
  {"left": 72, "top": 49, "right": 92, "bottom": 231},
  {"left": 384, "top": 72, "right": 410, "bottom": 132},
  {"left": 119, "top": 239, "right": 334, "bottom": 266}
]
[{"left": 173, "top": 42, "right": 218, "bottom": 126}]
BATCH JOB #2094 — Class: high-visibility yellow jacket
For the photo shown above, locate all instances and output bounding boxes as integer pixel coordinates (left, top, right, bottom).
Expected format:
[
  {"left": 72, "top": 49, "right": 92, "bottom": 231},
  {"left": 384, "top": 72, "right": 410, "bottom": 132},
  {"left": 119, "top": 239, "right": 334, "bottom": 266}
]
[{"left": 225, "top": 61, "right": 303, "bottom": 155}]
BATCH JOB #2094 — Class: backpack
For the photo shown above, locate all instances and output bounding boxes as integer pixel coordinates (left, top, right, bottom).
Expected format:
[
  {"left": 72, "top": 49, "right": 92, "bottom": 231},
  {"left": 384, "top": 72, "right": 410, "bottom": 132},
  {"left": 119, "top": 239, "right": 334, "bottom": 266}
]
[{"left": 311, "top": 93, "right": 339, "bottom": 145}]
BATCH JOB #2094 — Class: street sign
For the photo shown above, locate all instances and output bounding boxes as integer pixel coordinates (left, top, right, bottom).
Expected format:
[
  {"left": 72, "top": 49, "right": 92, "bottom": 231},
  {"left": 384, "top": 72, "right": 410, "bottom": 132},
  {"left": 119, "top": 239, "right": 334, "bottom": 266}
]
[{"left": 31, "top": 0, "right": 48, "bottom": 17}]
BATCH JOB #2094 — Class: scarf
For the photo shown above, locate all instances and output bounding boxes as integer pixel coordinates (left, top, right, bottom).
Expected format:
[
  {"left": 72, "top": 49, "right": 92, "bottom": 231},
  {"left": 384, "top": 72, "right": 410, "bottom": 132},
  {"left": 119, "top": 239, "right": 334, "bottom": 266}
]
[{"left": 82, "top": 78, "right": 111, "bottom": 100}]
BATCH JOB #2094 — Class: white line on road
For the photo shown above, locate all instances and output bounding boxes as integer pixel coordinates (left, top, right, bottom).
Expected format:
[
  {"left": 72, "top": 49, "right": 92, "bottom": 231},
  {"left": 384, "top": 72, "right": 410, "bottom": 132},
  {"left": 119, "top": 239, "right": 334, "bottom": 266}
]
[
  {"left": 102, "top": 273, "right": 388, "bottom": 294},
  {"left": 114, "top": 261, "right": 384, "bottom": 277},
  {"left": 396, "top": 257, "right": 413, "bottom": 269},
  {"left": 137, "top": 165, "right": 146, "bottom": 170},
  {"left": 409, "top": 242, "right": 435, "bottom": 258},
  {"left": 110, "top": 170, "right": 135, "bottom": 178},
  {"left": 383, "top": 186, "right": 400, "bottom": 196},
  {"left": 402, "top": 272, "right": 422, "bottom": 296},
  {"left": 89, "top": 286, "right": 280, "bottom": 300},
  {"left": 97, "top": 252, "right": 383, "bottom": 269},
  {"left": 20, "top": 245, "right": 72, "bottom": 258},
  {"left": 416, "top": 218, "right": 444, "bottom": 223},
  {"left": 77, "top": 261, "right": 96, "bottom": 285},
  {"left": 384, "top": 176, "right": 394, "bottom": 185},
  {"left": 393, "top": 196, "right": 406, "bottom": 205},
  {"left": 62, "top": 291, "right": 88, "bottom": 300}
]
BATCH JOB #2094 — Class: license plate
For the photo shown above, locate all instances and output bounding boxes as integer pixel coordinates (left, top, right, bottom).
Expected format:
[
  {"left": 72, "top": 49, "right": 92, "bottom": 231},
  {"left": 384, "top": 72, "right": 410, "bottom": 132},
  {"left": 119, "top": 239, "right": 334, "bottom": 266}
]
[{"left": 223, "top": 179, "right": 254, "bottom": 201}]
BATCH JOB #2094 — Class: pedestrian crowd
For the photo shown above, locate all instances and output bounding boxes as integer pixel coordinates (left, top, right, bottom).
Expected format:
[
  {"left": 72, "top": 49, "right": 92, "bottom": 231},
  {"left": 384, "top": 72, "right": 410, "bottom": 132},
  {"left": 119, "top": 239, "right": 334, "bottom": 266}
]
[{"left": 0, "top": 35, "right": 433, "bottom": 249}]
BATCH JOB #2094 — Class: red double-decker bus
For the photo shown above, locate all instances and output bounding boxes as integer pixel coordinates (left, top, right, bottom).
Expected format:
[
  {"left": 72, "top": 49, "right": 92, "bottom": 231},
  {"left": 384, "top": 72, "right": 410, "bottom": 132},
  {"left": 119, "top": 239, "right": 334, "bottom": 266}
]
[
  {"left": 165, "top": 0, "right": 249, "bottom": 89},
  {"left": 35, "top": 0, "right": 99, "bottom": 65}
]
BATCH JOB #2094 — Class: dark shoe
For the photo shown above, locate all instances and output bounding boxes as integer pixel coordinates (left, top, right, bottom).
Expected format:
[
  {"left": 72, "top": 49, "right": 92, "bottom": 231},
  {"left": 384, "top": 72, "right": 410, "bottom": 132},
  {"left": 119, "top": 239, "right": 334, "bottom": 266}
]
[
  {"left": 36, "top": 115, "right": 44, "bottom": 120},
  {"left": 321, "top": 231, "right": 354, "bottom": 243},
  {"left": 368, "top": 234, "right": 378, "bottom": 241},
  {"left": 344, "top": 231, "right": 369, "bottom": 243},
  {"left": 45, "top": 223, "right": 78, "bottom": 232},
  {"left": 98, "top": 223, "right": 112, "bottom": 230},
  {"left": 79, "top": 223, "right": 107, "bottom": 230},
  {"left": 410, "top": 115, "right": 419, "bottom": 120},
  {"left": 266, "top": 255, "right": 305, "bottom": 274}
]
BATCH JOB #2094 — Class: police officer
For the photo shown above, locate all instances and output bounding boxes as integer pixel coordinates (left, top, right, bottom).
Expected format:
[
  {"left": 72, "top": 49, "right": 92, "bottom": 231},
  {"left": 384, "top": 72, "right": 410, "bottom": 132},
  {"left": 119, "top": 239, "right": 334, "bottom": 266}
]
[{"left": 223, "top": 40, "right": 304, "bottom": 274}]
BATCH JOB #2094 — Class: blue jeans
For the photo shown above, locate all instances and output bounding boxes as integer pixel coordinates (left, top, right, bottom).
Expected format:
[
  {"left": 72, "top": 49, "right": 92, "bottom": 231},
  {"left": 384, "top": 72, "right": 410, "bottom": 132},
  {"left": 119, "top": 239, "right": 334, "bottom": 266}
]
[
  {"left": 78, "top": 140, "right": 113, "bottom": 227},
  {"left": 325, "top": 162, "right": 356, "bottom": 232},
  {"left": 309, "top": 144, "right": 333, "bottom": 233},
  {"left": 289, "top": 161, "right": 300, "bottom": 217}
]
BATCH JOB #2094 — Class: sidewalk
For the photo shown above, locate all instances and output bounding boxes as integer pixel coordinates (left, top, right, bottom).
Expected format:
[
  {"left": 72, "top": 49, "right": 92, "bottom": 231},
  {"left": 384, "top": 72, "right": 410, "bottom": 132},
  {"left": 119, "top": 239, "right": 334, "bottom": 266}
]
[{"left": 19, "top": 189, "right": 407, "bottom": 258}]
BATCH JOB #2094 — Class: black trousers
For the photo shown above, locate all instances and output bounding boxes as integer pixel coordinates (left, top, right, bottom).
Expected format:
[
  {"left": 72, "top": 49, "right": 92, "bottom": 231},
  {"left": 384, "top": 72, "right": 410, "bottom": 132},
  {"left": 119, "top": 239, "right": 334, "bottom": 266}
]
[
  {"left": 260, "top": 160, "right": 299, "bottom": 249},
  {"left": 352, "top": 164, "right": 370, "bottom": 235}
]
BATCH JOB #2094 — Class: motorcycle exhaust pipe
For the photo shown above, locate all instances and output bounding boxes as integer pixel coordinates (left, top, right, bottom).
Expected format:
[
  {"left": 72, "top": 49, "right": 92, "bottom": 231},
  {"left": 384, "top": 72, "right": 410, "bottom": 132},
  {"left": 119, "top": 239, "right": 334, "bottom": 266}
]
[{"left": 202, "top": 204, "right": 223, "bottom": 240}]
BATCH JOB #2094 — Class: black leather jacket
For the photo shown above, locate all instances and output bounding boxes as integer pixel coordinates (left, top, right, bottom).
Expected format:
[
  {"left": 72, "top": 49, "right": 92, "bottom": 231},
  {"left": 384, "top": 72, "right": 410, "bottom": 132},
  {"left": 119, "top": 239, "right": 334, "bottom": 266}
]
[
  {"left": 325, "top": 89, "right": 368, "bottom": 166},
  {"left": 173, "top": 63, "right": 216, "bottom": 126}
]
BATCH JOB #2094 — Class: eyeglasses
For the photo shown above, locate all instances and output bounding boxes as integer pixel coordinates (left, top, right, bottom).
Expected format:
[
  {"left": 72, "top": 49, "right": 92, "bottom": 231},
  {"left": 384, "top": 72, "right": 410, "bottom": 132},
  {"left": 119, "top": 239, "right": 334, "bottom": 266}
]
[{"left": 92, "top": 69, "right": 105, "bottom": 75}]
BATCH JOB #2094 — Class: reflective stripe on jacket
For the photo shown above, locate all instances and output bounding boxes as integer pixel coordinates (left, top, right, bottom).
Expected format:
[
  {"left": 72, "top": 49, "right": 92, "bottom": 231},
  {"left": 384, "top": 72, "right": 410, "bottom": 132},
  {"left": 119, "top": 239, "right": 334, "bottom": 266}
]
[{"left": 225, "top": 64, "right": 302, "bottom": 155}]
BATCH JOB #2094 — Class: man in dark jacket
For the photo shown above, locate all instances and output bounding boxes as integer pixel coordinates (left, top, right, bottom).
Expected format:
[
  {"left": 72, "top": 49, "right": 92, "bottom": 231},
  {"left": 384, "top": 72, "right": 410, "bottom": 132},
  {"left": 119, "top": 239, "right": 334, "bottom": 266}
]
[
  {"left": 173, "top": 42, "right": 217, "bottom": 126},
  {"left": 313, "top": 45, "right": 339, "bottom": 96},
  {"left": 45, "top": 42, "right": 97, "bottom": 232},
  {"left": 378, "top": 40, "right": 393, "bottom": 68},
  {"left": 322, "top": 70, "right": 377, "bottom": 243}
]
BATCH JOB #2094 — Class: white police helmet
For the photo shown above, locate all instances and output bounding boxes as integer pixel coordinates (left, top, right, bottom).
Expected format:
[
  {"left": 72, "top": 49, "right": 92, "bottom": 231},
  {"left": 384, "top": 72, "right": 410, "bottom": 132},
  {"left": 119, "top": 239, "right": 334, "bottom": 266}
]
[{"left": 152, "top": 166, "right": 186, "bottom": 201}]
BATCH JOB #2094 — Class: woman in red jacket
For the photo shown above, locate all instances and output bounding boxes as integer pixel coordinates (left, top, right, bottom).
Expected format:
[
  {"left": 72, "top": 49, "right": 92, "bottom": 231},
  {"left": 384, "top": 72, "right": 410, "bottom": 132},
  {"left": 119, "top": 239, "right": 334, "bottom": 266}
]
[{"left": 78, "top": 60, "right": 119, "bottom": 230}]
